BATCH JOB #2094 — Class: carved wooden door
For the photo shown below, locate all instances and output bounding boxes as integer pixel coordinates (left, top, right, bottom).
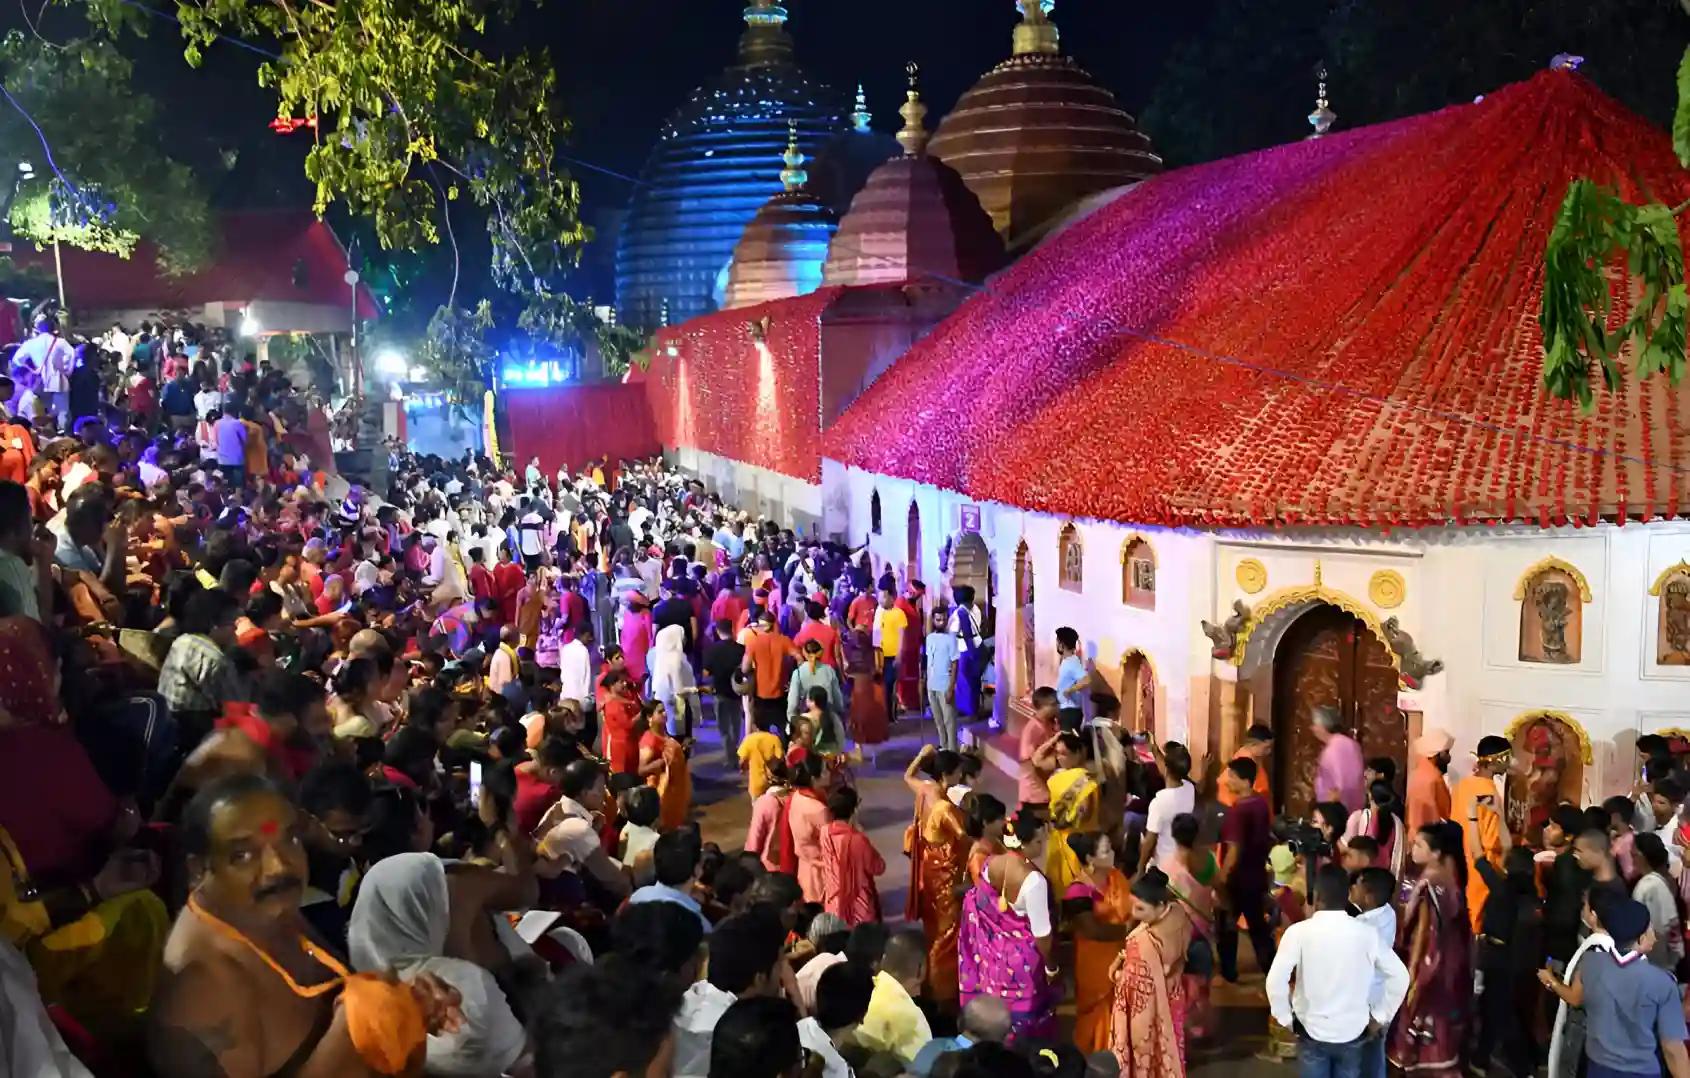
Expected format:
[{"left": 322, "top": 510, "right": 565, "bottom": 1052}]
[{"left": 1272, "top": 605, "right": 1403, "bottom": 818}]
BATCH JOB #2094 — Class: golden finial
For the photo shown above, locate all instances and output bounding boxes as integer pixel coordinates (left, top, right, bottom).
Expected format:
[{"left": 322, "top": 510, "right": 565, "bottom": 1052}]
[
  {"left": 897, "top": 62, "right": 929, "bottom": 157},
  {"left": 1012, "top": 0, "right": 1060, "bottom": 57},
  {"left": 738, "top": 0, "right": 793, "bottom": 67},
  {"left": 851, "top": 84, "right": 873, "bottom": 133},
  {"left": 1308, "top": 63, "right": 1336, "bottom": 138},
  {"left": 1313, "top": 559, "right": 1324, "bottom": 587},
  {"left": 779, "top": 119, "right": 808, "bottom": 190}
]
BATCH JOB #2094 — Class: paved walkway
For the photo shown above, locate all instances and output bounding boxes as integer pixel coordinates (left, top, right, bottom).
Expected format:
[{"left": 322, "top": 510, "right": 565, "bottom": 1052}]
[{"left": 687, "top": 707, "right": 1288, "bottom": 1076}]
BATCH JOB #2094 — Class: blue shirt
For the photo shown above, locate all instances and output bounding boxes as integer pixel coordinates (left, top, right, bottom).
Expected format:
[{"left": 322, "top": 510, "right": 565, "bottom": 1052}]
[
  {"left": 909, "top": 1034, "right": 972, "bottom": 1077},
  {"left": 627, "top": 882, "right": 711, "bottom": 932},
  {"left": 1580, "top": 950, "right": 1687, "bottom": 1074},
  {"left": 925, "top": 631, "right": 958, "bottom": 691},
  {"left": 1056, "top": 654, "right": 1087, "bottom": 708}
]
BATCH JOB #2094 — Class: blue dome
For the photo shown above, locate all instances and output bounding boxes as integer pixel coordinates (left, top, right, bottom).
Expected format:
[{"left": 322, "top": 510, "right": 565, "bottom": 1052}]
[{"left": 614, "top": 5, "right": 849, "bottom": 330}]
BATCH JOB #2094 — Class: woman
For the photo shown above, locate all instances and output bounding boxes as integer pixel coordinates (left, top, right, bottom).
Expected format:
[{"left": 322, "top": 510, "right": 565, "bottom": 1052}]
[
  {"left": 328, "top": 657, "right": 386, "bottom": 740},
  {"left": 637, "top": 699, "right": 692, "bottom": 832},
  {"left": 620, "top": 595, "right": 654, "bottom": 687},
  {"left": 915, "top": 753, "right": 971, "bottom": 1009},
  {"left": 1065, "top": 833, "right": 1132, "bottom": 1054},
  {"left": 1311, "top": 801, "right": 1350, "bottom": 856},
  {"left": 1387, "top": 821, "right": 1472, "bottom": 1078},
  {"left": 600, "top": 670, "right": 642, "bottom": 776},
  {"left": 0, "top": 617, "right": 168, "bottom": 1042},
  {"left": 799, "top": 685, "right": 846, "bottom": 760},
  {"left": 965, "top": 793, "right": 1008, "bottom": 885},
  {"left": 841, "top": 623, "right": 888, "bottom": 749},
  {"left": 1160, "top": 813, "right": 1217, "bottom": 1041},
  {"left": 959, "top": 810, "right": 1058, "bottom": 1043},
  {"left": 649, "top": 624, "right": 700, "bottom": 740},
  {"left": 1343, "top": 780, "right": 1406, "bottom": 877},
  {"left": 1108, "top": 867, "right": 1191, "bottom": 1078},
  {"left": 779, "top": 755, "right": 830, "bottom": 903},
  {"left": 904, "top": 747, "right": 964, "bottom": 921},
  {"left": 1036, "top": 732, "right": 1099, "bottom": 899}
]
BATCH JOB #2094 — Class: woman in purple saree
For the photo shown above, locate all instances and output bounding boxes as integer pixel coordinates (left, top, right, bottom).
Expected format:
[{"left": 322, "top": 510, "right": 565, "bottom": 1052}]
[
  {"left": 1388, "top": 821, "right": 1472, "bottom": 1077},
  {"left": 959, "top": 810, "right": 1058, "bottom": 1043}
]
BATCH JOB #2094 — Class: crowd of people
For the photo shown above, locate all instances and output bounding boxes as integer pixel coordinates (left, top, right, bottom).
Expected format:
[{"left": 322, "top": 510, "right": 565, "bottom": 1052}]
[{"left": 4, "top": 307, "right": 1690, "bottom": 1078}]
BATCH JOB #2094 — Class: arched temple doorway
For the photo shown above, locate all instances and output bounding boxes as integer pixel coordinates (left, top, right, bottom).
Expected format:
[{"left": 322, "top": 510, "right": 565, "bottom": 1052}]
[
  {"left": 951, "top": 532, "right": 995, "bottom": 632},
  {"left": 1270, "top": 603, "right": 1402, "bottom": 817},
  {"left": 1014, "top": 540, "right": 1035, "bottom": 699},
  {"left": 1120, "top": 651, "right": 1156, "bottom": 736}
]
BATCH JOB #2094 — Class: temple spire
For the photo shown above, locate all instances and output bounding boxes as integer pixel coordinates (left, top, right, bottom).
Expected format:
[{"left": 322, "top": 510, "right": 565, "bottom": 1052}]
[
  {"left": 738, "top": 0, "right": 793, "bottom": 67},
  {"left": 897, "top": 63, "right": 930, "bottom": 157},
  {"left": 1012, "top": 0, "right": 1060, "bottom": 57},
  {"left": 780, "top": 119, "right": 808, "bottom": 190},
  {"left": 851, "top": 84, "right": 873, "bottom": 133},
  {"left": 1307, "top": 63, "right": 1336, "bottom": 138}
]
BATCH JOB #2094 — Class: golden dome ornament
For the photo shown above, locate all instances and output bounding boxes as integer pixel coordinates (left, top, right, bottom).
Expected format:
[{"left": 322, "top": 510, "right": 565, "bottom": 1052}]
[
  {"left": 1235, "top": 558, "right": 1267, "bottom": 595},
  {"left": 1369, "top": 569, "right": 1406, "bottom": 609}
]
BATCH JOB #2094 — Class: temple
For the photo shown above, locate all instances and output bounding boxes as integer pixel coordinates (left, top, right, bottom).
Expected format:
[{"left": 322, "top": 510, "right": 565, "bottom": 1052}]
[{"left": 579, "top": 4, "right": 1690, "bottom": 819}]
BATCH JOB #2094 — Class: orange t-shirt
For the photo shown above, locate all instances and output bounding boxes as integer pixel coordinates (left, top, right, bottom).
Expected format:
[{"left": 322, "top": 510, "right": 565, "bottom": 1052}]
[
  {"left": 744, "top": 629, "right": 794, "bottom": 700},
  {"left": 1216, "top": 747, "right": 1271, "bottom": 807}
]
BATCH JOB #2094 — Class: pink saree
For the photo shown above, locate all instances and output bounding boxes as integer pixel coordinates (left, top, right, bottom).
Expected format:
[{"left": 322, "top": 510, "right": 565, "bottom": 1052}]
[
  {"left": 958, "top": 877, "right": 1058, "bottom": 1044},
  {"left": 1111, "top": 921, "right": 1188, "bottom": 1078}
]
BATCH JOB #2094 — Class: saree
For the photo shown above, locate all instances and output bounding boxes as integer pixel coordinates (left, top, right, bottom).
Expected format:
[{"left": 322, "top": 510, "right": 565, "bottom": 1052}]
[
  {"left": 1046, "top": 767, "right": 1100, "bottom": 899},
  {"left": 642, "top": 731, "right": 691, "bottom": 832},
  {"left": 1068, "top": 870, "right": 1133, "bottom": 1055},
  {"left": 958, "top": 876, "right": 1058, "bottom": 1044},
  {"left": 1161, "top": 855, "right": 1216, "bottom": 1040},
  {"left": 968, "top": 839, "right": 1004, "bottom": 886},
  {"left": 1387, "top": 879, "right": 1471, "bottom": 1077},
  {"left": 905, "top": 782, "right": 939, "bottom": 922},
  {"left": 1110, "top": 919, "right": 1188, "bottom": 1078},
  {"left": 843, "top": 629, "right": 888, "bottom": 746},
  {"left": 917, "top": 798, "right": 969, "bottom": 1006}
]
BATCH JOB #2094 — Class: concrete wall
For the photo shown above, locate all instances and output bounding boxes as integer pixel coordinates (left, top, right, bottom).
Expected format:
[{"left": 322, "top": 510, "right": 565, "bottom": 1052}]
[{"left": 671, "top": 446, "right": 823, "bottom": 537}]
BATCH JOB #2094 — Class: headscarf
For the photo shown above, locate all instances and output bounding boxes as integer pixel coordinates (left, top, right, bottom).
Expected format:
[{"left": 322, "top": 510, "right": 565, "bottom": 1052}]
[
  {"left": 649, "top": 624, "right": 695, "bottom": 705},
  {"left": 0, "top": 617, "right": 58, "bottom": 727},
  {"left": 347, "top": 854, "right": 525, "bottom": 1077}
]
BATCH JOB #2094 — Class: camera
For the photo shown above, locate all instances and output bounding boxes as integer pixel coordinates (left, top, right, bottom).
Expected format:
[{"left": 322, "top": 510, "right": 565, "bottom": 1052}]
[{"left": 1282, "top": 817, "right": 1331, "bottom": 860}]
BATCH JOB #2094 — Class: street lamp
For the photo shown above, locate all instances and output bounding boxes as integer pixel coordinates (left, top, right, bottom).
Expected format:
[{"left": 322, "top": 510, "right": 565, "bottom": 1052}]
[
  {"left": 239, "top": 310, "right": 262, "bottom": 337},
  {"left": 344, "top": 269, "right": 362, "bottom": 396},
  {"left": 373, "top": 348, "right": 407, "bottom": 377}
]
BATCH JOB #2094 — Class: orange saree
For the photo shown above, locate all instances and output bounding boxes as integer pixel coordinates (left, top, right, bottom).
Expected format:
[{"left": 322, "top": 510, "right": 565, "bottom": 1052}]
[
  {"left": 1069, "top": 869, "right": 1133, "bottom": 1054},
  {"left": 917, "top": 797, "right": 969, "bottom": 1006}
]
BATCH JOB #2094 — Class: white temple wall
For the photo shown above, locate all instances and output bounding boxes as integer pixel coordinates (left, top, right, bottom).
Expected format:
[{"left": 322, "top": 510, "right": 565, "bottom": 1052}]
[{"left": 667, "top": 446, "right": 823, "bottom": 535}]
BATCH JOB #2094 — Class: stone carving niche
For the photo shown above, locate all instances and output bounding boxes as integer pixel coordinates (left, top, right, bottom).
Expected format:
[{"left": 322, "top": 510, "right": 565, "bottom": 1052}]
[{"left": 1515, "top": 559, "right": 1589, "bottom": 665}]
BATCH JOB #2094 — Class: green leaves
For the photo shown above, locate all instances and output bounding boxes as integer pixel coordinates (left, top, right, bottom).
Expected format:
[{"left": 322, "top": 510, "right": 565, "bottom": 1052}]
[
  {"left": 1540, "top": 180, "right": 1687, "bottom": 408},
  {"left": 1675, "top": 44, "right": 1690, "bottom": 168}
]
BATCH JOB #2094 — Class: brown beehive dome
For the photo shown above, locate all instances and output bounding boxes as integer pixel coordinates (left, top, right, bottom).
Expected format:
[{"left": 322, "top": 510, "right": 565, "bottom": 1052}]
[
  {"left": 928, "top": 2, "right": 1160, "bottom": 246},
  {"left": 724, "top": 132, "right": 839, "bottom": 309}
]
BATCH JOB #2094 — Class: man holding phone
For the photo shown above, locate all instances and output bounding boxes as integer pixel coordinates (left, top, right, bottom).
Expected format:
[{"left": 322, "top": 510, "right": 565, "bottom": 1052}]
[{"left": 1453, "top": 734, "right": 1512, "bottom": 933}]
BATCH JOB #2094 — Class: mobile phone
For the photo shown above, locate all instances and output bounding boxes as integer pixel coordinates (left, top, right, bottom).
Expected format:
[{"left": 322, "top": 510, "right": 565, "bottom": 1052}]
[{"left": 468, "top": 761, "right": 483, "bottom": 807}]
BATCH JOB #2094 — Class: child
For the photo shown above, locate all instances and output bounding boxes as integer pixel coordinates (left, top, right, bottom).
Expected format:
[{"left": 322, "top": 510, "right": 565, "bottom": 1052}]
[
  {"left": 743, "top": 759, "right": 790, "bottom": 872},
  {"left": 737, "top": 712, "right": 785, "bottom": 799},
  {"left": 619, "top": 785, "right": 662, "bottom": 886},
  {"left": 1342, "top": 835, "right": 1379, "bottom": 876},
  {"left": 1350, "top": 867, "right": 1398, "bottom": 1078}
]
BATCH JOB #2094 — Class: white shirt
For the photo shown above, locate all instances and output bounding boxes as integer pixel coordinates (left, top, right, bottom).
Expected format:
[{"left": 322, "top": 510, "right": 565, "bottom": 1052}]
[
  {"left": 797, "top": 1017, "right": 854, "bottom": 1078},
  {"left": 670, "top": 981, "right": 736, "bottom": 1078},
  {"left": 1267, "top": 909, "right": 1409, "bottom": 1044},
  {"left": 1355, "top": 903, "right": 1398, "bottom": 1008},
  {"left": 558, "top": 638, "right": 592, "bottom": 705},
  {"left": 16, "top": 332, "right": 75, "bottom": 393},
  {"left": 518, "top": 512, "right": 546, "bottom": 557},
  {"left": 1144, "top": 779, "right": 1196, "bottom": 865}
]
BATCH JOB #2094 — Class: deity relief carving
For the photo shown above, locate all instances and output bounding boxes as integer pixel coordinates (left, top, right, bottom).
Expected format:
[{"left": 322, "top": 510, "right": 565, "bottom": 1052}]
[
  {"left": 1657, "top": 571, "right": 1690, "bottom": 666},
  {"left": 1518, "top": 567, "right": 1584, "bottom": 665},
  {"left": 1504, "top": 711, "right": 1589, "bottom": 844}
]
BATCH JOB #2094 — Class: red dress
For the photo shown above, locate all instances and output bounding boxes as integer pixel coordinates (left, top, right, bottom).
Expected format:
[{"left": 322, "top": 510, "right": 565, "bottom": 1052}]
[
  {"left": 493, "top": 562, "right": 526, "bottom": 625},
  {"left": 602, "top": 694, "right": 641, "bottom": 775},
  {"left": 820, "top": 819, "right": 884, "bottom": 926}
]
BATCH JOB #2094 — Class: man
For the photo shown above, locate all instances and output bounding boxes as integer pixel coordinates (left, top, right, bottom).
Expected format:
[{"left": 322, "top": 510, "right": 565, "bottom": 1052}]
[
  {"left": 158, "top": 588, "right": 245, "bottom": 726},
  {"left": 709, "top": 997, "right": 803, "bottom": 1078},
  {"left": 1217, "top": 756, "right": 1277, "bottom": 982},
  {"left": 741, "top": 606, "right": 795, "bottom": 737},
  {"left": 799, "top": 962, "right": 874, "bottom": 1078},
  {"left": 1406, "top": 727, "right": 1454, "bottom": 833},
  {"left": 533, "top": 759, "right": 632, "bottom": 901},
  {"left": 297, "top": 762, "right": 373, "bottom": 950},
  {"left": 628, "top": 830, "right": 711, "bottom": 932},
  {"left": 1311, "top": 706, "right": 1366, "bottom": 813},
  {"left": 214, "top": 406, "right": 249, "bottom": 489},
  {"left": 857, "top": 928, "right": 932, "bottom": 1063},
  {"left": 1540, "top": 896, "right": 1690, "bottom": 1078},
  {"left": 925, "top": 609, "right": 961, "bottom": 751},
  {"left": 908, "top": 996, "right": 1012, "bottom": 1077},
  {"left": 487, "top": 624, "right": 521, "bottom": 696},
  {"left": 947, "top": 584, "right": 987, "bottom": 719},
  {"left": 148, "top": 775, "right": 453, "bottom": 1076},
  {"left": 1267, "top": 864, "right": 1409, "bottom": 1078},
  {"left": 1054, "top": 626, "right": 1088, "bottom": 728},
  {"left": 671, "top": 910, "right": 787, "bottom": 1078},
  {"left": 704, "top": 619, "right": 747, "bottom": 760},
  {"left": 1140, "top": 741, "right": 1196, "bottom": 874},
  {"left": 68, "top": 347, "right": 103, "bottom": 425},
  {"left": 516, "top": 498, "right": 547, "bottom": 572},
  {"left": 792, "top": 599, "right": 841, "bottom": 670},
  {"left": 183, "top": 669, "right": 330, "bottom": 786},
  {"left": 1018, "top": 687, "right": 1060, "bottom": 815},
  {"left": 161, "top": 366, "right": 198, "bottom": 432},
  {"left": 16, "top": 317, "right": 75, "bottom": 428},
  {"left": 0, "top": 481, "right": 50, "bottom": 620},
  {"left": 1454, "top": 734, "right": 1511, "bottom": 933},
  {"left": 535, "top": 953, "right": 684, "bottom": 1077},
  {"left": 52, "top": 484, "right": 127, "bottom": 594},
  {"left": 1218, "top": 724, "right": 1274, "bottom": 808},
  {"left": 872, "top": 588, "right": 908, "bottom": 726},
  {"left": 558, "top": 623, "right": 594, "bottom": 715}
]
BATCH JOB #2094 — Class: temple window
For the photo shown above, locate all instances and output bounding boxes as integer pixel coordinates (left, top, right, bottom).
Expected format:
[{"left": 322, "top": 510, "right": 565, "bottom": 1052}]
[
  {"left": 870, "top": 490, "right": 882, "bottom": 535},
  {"left": 1122, "top": 537, "right": 1155, "bottom": 609},
  {"left": 1058, "top": 524, "right": 1083, "bottom": 593}
]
